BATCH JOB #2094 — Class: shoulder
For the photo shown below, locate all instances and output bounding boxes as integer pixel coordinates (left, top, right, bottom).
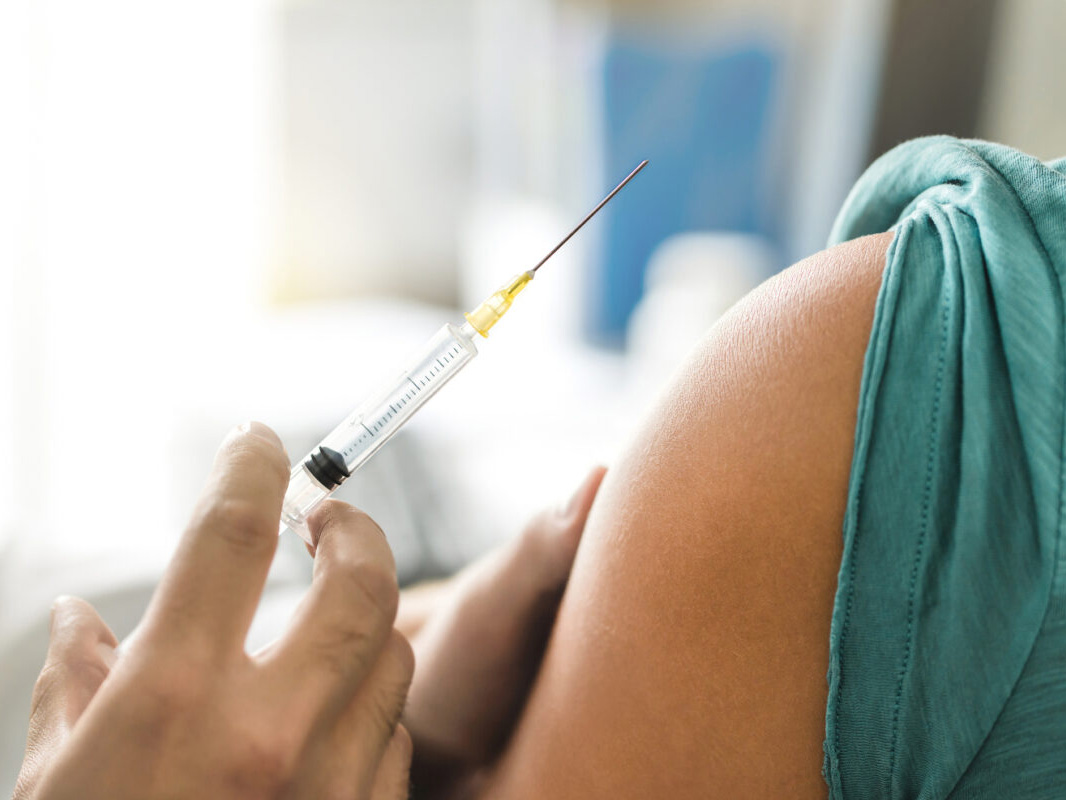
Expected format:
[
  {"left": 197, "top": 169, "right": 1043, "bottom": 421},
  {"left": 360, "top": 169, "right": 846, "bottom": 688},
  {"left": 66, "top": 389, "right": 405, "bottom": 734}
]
[{"left": 483, "top": 231, "right": 894, "bottom": 799}]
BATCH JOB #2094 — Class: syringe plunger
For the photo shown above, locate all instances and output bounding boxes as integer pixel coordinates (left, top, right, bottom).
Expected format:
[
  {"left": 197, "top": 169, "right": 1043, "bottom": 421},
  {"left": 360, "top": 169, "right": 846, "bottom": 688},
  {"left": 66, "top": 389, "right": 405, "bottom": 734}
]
[{"left": 279, "top": 320, "right": 480, "bottom": 543}]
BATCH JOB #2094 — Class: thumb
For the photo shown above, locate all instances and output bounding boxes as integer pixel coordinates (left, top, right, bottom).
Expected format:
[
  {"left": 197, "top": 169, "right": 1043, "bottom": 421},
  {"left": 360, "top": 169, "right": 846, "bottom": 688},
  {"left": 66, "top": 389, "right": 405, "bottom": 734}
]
[
  {"left": 13, "top": 596, "right": 117, "bottom": 799},
  {"left": 518, "top": 465, "right": 607, "bottom": 591}
]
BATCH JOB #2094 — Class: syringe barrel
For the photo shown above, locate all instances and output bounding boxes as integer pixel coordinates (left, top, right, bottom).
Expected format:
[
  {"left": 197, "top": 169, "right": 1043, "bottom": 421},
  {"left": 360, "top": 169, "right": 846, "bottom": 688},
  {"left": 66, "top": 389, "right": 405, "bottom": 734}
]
[{"left": 280, "top": 322, "right": 479, "bottom": 544}]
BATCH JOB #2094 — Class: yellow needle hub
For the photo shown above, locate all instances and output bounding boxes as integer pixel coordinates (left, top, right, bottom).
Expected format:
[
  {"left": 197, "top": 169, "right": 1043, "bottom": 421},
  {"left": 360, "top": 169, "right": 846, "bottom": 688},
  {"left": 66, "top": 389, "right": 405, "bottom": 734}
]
[
  {"left": 463, "top": 270, "right": 533, "bottom": 337},
  {"left": 462, "top": 159, "right": 647, "bottom": 338}
]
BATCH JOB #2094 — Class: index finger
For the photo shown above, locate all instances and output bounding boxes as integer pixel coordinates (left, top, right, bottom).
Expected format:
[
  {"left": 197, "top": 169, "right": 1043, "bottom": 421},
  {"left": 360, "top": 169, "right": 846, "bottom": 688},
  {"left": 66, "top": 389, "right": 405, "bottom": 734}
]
[
  {"left": 142, "top": 422, "right": 290, "bottom": 654},
  {"left": 261, "top": 501, "right": 400, "bottom": 723}
]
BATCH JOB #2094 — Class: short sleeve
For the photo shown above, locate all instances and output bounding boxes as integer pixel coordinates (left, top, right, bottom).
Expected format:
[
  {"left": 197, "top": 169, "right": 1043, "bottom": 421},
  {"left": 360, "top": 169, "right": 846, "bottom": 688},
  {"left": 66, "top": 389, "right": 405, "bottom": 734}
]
[{"left": 822, "top": 138, "right": 1066, "bottom": 799}]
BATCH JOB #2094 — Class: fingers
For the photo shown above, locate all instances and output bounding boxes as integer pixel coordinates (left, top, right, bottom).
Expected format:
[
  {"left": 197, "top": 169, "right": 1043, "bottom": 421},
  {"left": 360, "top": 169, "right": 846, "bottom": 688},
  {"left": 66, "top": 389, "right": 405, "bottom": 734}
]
[
  {"left": 395, "top": 578, "right": 451, "bottom": 640},
  {"left": 370, "top": 725, "right": 414, "bottom": 800},
  {"left": 263, "top": 500, "right": 400, "bottom": 722},
  {"left": 343, "top": 631, "right": 414, "bottom": 772},
  {"left": 519, "top": 465, "right": 607, "bottom": 590},
  {"left": 319, "top": 631, "right": 414, "bottom": 799},
  {"left": 144, "top": 422, "right": 289, "bottom": 653},
  {"left": 557, "top": 464, "right": 607, "bottom": 538},
  {"left": 15, "top": 597, "right": 117, "bottom": 799},
  {"left": 34, "top": 596, "right": 118, "bottom": 728},
  {"left": 398, "top": 467, "right": 607, "bottom": 769}
]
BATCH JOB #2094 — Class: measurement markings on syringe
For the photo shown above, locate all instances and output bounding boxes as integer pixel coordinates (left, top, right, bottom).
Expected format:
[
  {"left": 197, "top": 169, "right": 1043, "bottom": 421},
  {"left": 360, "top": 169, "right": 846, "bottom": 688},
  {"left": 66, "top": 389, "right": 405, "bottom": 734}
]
[
  {"left": 285, "top": 163, "right": 647, "bottom": 541},
  {"left": 339, "top": 339, "right": 467, "bottom": 460}
]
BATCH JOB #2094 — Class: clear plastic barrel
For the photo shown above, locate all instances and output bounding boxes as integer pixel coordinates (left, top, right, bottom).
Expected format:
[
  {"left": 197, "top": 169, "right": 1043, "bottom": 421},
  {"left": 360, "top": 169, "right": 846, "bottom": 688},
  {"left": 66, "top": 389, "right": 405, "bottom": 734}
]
[{"left": 280, "top": 321, "right": 479, "bottom": 544}]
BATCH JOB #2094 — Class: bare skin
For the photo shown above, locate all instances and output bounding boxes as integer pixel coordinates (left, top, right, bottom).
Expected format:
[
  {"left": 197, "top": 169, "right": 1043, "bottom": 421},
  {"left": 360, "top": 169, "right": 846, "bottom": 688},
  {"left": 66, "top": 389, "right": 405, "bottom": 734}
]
[
  {"left": 14, "top": 424, "right": 415, "bottom": 800},
  {"left": 14, "top": 432, "right": 609, "bottom": 800},
  {"left": 477, "top": 231, "right": 895, "bottom": 798},
  {"left": 14, "top": 232, "right": 892, "bottom": 798},
  {"left": 400, "top": 468, "right": 607, "bottom": 798}
]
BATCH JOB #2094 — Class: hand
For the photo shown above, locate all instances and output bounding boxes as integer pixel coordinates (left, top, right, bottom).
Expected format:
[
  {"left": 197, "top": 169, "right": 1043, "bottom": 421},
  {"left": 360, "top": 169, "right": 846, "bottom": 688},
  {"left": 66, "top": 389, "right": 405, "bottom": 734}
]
[
  {"left": 399, "top": 466, "right": 607, "bottom": 798},
  {"left": 13, "top": 422, "right": 413, "bottom": 800}
]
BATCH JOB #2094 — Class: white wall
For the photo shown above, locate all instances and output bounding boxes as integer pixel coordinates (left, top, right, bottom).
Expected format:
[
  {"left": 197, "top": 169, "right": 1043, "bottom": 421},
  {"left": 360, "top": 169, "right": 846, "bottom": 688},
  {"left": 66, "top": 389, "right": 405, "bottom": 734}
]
[
  {"left": 981, "top": 0, "right": 1066, "bottom": 161},
  {"left": 274, "top": 0, "right": 478, "bottom": 306},
  {"left": 0, "top": 0, "right": 32, "bottom": 547},
  {"left": 0, "top": 0, "right": 278, "bottom": 554}
]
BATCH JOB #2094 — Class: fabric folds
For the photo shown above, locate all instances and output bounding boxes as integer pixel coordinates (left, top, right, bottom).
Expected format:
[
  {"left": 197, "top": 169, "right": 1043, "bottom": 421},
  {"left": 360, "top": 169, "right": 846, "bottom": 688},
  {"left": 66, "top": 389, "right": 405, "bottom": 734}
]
[{"left": 824, "top": 137, "right": 1066, "bottom": 799}]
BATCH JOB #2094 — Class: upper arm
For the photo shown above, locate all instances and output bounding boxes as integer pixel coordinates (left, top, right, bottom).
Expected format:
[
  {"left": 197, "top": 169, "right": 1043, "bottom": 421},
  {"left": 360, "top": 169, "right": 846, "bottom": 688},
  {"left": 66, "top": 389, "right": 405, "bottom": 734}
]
[{"left": 481, "top": 232, "right": 895, "bottom": 798}]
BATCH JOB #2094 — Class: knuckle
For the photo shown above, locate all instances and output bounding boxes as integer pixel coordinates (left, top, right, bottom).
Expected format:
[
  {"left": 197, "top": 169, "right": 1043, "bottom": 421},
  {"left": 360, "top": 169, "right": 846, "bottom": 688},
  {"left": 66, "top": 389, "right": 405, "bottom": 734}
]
[
  {"left": 361, "top": 636, "right": 414, "bottom": 738},
  {"left": 303, "top": 574, "right": 403, "bottom": 684},
  {"left": 196, "top": 497, "right": 277, "bottom": 556},
  {"left": 367, "top": 682, "right": 408, "bottom": 741},
  {"left": 309, "top": 616, "right": 375, "bottom": 680},
  {"left": 121, "top": 651, "right": 216, "bottom": 719},
  {"left": 326, "top": 558, "right": 399, "bottom": 625},
  {"left": 137, "top": 670, "right": 206, "bottom": 717},
  {"left": 232, "top": 728, "right": 300, "bottom": 793},
  {"left": 139, "top": 610, "right": 221, "bottom": 669}
]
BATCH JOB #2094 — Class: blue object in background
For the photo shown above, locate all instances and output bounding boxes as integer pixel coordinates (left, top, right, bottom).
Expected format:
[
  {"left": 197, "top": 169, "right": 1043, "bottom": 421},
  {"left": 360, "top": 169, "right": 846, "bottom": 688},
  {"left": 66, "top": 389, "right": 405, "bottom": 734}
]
[{"left": 592, "top": 36, "right": 782, "bottom": 344}]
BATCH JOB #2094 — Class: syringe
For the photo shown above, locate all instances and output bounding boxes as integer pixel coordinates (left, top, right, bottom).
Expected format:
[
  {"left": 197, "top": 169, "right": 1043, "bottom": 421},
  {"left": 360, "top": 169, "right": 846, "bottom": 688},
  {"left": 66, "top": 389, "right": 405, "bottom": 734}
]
[{"left": 280, "top": 160, "right": 648, "bottom": 544}]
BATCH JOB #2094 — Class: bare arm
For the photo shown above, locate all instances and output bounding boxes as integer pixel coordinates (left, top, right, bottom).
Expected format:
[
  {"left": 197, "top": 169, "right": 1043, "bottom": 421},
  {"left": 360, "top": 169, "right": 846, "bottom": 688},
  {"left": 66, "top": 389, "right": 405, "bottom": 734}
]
[{"left": 480, "top": 232, "right": 894, "bottom": 798}]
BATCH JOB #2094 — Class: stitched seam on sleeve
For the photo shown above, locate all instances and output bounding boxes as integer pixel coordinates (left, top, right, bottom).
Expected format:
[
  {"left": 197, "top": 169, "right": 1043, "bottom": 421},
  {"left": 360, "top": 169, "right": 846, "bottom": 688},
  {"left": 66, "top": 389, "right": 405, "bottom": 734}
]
[
  {"left": 885, "top": 242, "right": 951, "bottom": 794},
  {"left": 829, "top": 223, "right": 907, "bottom": 797}
]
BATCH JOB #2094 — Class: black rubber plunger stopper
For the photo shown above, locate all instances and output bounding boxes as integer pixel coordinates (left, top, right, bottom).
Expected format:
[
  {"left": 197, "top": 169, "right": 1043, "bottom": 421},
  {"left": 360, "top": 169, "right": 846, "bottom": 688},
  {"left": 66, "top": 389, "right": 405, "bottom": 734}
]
[{"left": 305, "top": 446, "right": 351, "bottom": 491}]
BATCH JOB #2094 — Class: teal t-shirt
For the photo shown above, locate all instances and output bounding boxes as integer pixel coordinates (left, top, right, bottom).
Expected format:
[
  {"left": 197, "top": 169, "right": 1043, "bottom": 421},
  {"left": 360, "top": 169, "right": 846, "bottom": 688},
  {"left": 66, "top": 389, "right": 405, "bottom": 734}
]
[{"left": 824, "top": 137, "right": 1066, "bottom": 798}]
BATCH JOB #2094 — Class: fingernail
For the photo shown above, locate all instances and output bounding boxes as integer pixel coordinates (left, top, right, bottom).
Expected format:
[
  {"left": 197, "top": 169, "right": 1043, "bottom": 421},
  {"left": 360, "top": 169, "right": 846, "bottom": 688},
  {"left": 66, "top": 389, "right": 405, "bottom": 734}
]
[{"left": 238, "top": 421, "right": 283, "bottom": 448}]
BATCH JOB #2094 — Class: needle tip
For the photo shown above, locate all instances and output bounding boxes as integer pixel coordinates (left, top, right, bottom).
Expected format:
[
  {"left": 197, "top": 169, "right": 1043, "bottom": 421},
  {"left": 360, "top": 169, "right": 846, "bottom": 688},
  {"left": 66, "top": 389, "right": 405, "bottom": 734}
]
[{"left": 529, "top": 159, "right": 649, "bottom": 274}]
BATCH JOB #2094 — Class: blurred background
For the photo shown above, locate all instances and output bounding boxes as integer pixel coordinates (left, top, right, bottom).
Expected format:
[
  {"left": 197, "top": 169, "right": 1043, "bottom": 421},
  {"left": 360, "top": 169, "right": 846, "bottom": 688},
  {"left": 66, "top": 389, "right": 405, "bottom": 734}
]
[{"left": 0, "top": 0, "right": 1064, "bottom": 787}]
